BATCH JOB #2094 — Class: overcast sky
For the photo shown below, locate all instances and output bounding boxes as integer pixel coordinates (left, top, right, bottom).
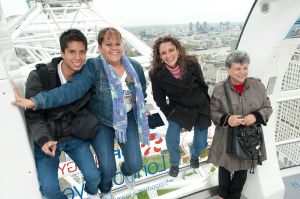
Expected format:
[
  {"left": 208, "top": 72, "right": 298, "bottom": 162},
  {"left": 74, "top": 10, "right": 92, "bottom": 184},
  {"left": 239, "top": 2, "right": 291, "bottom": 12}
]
[{"left": 1, "top": 0, "right": 255, "bottom": 26}]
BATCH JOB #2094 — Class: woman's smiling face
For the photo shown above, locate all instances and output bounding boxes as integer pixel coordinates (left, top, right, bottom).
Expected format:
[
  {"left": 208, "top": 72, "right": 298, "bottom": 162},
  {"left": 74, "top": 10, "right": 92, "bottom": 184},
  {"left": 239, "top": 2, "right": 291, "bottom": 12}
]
[
  {"left": 98, "top": 32, "right": 123, "bottom": 66},
  {"left": 159, "top": 41, "right": 179, "bottom": 68},
  {"left": 228, "top": 62, "right": 249, "bottom": 85}
]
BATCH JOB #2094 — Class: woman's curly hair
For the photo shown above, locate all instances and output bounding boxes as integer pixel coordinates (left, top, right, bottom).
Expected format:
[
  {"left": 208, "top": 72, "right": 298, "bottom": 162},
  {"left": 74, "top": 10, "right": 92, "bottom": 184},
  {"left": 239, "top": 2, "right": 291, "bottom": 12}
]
[{"left": 149, "top": 36, "right": 197, "bottom": 77}]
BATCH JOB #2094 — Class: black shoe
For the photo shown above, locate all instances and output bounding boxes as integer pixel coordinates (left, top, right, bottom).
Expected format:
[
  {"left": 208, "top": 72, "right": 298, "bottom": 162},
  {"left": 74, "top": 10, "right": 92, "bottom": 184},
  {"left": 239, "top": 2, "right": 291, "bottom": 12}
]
[
  {"left": 169, "top": 165, "right": 179, "bottom": 177},
  {"left": 190, "top": 157, "right": 199, "bottom": 168}
]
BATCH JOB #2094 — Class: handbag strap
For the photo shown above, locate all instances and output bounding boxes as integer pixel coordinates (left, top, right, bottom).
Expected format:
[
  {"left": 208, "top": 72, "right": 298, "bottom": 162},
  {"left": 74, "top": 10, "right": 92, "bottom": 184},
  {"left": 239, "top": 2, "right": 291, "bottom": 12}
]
[{"left": 223, "top": 83, "right": 233, "bottom": 114}]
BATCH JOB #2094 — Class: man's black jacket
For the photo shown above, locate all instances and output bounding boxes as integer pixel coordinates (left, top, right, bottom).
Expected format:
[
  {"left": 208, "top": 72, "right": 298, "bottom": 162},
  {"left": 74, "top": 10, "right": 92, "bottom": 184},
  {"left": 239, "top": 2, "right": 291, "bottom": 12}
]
[{"left": 25, "top": 57, "right": 94, "bottom": 147}]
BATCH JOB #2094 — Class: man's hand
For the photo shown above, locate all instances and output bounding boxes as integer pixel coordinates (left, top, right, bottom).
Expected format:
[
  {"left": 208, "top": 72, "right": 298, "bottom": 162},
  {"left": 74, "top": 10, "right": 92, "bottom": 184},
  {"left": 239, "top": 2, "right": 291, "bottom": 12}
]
[
  {"left": 11, "top": 86, "right": 36, "bottom": 109},
  {"left": 42, "top": 141, "right": 57, "bottom": 157}
]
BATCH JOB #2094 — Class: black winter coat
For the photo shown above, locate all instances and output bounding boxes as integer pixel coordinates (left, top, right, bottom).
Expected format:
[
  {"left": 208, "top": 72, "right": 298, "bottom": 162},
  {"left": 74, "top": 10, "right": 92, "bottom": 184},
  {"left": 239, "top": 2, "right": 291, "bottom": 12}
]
[
  {"left": 25, "top": 57, "right": 93, "bottom": 147},
  {"left": 149, "top": 61, "right": 211, "bottom": 131}
]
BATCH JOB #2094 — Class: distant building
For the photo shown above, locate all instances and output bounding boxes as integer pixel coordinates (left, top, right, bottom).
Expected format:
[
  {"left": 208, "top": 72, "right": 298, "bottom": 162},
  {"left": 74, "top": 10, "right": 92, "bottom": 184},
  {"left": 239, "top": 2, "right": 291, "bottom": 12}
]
[
  {"left": 196, "top": 22, "right": 200, "bottom": 32},
  {"left": 202, "top": 22, "right": 208, "bottom": 33},
  {"left": 189, "top": 22, "right": 193, "bottom": 32},
  {"left": 225, "top": 21, "right": 230, "bottom": 30}
]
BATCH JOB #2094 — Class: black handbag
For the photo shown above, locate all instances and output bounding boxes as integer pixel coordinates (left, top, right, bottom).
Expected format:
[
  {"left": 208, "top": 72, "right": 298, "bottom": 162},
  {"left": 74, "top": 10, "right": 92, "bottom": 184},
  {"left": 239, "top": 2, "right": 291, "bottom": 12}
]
[
  {"left": 223, "top": 84, "right": 263, "bottom": 173},
  {"left": 226, "top": 124, "right": 263, "bottom": 161}
]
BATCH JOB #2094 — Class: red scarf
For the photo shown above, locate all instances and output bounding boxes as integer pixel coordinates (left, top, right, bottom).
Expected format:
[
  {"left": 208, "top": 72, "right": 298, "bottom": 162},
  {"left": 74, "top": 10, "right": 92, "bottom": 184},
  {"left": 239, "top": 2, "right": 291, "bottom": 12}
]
[{"left": 233, "top": 83, "right": 245, "bottom": 95}]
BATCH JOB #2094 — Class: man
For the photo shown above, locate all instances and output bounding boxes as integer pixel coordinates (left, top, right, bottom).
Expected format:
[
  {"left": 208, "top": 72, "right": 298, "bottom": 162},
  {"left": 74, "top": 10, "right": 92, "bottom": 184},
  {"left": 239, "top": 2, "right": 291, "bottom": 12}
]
[{"left": 25, "top": 29, "right": 100, "bottom": 199}]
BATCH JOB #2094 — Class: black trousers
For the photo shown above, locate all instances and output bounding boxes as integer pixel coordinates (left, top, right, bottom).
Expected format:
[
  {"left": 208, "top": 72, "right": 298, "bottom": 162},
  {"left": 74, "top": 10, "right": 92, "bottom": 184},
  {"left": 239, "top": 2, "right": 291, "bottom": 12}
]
[{"left": 218, "top": 166, "right": 247, "bottom": 199}]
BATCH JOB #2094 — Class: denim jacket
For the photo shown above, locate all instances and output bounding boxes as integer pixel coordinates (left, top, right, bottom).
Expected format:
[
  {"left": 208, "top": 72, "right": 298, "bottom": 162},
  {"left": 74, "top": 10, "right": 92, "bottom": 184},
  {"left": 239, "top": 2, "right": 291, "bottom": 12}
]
[{"left": 32, "top": 56, "right": 147, "bottom": 127}]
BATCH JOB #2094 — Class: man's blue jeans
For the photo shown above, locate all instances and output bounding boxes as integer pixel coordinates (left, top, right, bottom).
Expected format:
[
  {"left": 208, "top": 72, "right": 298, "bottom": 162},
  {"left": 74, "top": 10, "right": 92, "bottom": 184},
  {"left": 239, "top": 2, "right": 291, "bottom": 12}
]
[
  {"left": 34, "top": 136, "right": 100, "bottom": 199},
  {"left": 91, "top": 111, "right": 143, "bottom": 193},
  {"left": 166, "top": 120, "right": 208, "bottom": 166}
]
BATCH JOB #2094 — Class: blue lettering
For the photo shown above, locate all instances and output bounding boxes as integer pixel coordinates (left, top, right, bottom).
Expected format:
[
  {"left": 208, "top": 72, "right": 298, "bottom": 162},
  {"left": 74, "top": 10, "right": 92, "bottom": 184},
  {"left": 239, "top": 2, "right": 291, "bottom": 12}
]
[
  {"left": 63, "top": 188, "right": 74, "bottom": 199},
  {"left": 73, "top": 183, "right": 85, "bottom": 199},
  {"left": 142, "top": 164, "right": 148, "bottom": 176},
  {"left": 134, "top": 171, "right": 140, "bottom": 179},
  {"left": 159, "top": 154, "right": 167, "bottom": 172},
  {"left": 114, "top": 149, "right": 121, "bottom": 159},
  {"left": 148, "top": 162, "right": 158, "bottom": 174},
  {"left": 114, "top": 171, "right": 124, "bottom": 185},
  {"left": 112, "top": 154, "right": 168, "bottom": 187}
]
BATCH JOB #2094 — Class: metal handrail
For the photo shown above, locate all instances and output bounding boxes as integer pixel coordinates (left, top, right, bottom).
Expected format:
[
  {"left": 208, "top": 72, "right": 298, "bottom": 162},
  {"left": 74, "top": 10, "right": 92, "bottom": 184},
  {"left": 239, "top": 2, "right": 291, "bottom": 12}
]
[
  {"left": 275, "top": 138, "right": 300, "bottom": 146},
  {"left": 112, "top": 160, "right": 210, "bottom": 196}
]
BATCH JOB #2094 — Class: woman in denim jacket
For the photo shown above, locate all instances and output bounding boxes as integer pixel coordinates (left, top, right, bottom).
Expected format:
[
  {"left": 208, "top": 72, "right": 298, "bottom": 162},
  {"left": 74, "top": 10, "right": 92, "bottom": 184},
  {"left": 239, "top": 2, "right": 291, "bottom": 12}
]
[{"left": 13, "top": 27, "right": 150, "bottom": 199}]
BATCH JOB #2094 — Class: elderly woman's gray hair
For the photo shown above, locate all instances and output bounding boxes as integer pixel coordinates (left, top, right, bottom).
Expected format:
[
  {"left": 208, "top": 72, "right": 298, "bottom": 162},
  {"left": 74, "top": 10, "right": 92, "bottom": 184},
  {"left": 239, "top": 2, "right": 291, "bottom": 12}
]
[{"left": 225, "top": 50, "right": 250, "bottom": 68}]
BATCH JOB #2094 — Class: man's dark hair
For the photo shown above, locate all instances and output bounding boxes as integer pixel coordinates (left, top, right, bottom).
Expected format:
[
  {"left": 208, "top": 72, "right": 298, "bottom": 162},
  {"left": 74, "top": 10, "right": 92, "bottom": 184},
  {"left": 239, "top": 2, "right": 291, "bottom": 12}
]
[{"left": 59, "top": 29, "right": 87, "bottom": 52}]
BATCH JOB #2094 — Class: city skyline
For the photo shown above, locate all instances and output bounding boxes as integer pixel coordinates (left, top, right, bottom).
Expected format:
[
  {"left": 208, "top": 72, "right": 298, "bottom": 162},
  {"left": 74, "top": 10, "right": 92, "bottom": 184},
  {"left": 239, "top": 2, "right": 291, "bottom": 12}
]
[{"left": 1, "top": 0, "right": 255, "bottom": 26}]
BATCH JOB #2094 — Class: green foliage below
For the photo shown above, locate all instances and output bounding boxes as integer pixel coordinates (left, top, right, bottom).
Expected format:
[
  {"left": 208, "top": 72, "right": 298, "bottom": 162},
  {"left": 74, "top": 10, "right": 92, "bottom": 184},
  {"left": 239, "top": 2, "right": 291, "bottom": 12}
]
[
  {"left": 200, "top": 148, "right": 209, "bottom": 158},
  {"left": 137, "top": 191, "right": 150, "bottom": 199},
  {"left": 142, "top": 153, "right": 171, "bottom": 170},
  {"left": 183, "top": 43, "right": 200, "bottom": 50},
  {"left": 157, "top": 189, "right": 177, "bottom": 196},
  {"left": 125, "top": 49, "right": 141, "bottom": 57}
]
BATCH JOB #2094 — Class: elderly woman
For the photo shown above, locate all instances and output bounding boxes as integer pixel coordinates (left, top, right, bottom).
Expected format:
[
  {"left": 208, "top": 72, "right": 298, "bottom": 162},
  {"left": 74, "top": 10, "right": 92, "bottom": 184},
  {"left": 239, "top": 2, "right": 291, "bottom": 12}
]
[
  {"left": 13, "top": 27, "right": 149, "bottom": 199},
  {"left": 208, "top": 50, "right": 272, "bottom": 199},
  {"left": 149, "top": 36, "right": 211, "bottom": 177}
]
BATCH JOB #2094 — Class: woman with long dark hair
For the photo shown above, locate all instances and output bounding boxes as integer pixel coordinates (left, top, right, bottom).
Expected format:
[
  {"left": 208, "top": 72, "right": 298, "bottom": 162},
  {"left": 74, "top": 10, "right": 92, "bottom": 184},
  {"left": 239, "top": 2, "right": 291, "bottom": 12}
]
[{"left": 149, "top": 36, "right": 211, "bottom": 177}]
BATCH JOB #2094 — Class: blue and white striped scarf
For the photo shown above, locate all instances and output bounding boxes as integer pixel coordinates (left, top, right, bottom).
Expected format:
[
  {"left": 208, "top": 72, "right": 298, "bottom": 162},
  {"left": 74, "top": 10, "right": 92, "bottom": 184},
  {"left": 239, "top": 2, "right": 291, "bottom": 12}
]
[{"left": 101, "top": 55, "right": 149, "bottom": 145}]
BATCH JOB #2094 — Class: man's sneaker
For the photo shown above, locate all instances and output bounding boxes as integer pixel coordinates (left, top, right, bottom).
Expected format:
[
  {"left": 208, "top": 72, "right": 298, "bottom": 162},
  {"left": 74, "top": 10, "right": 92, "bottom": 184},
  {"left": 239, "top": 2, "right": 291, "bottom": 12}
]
[
  {"left": 101, "top": 191, "right": 114, "bottom": 199},
  {"left": 169, "top": 165, "right": 179, "bottom": 177},
  {"left": 124, "top": 174, "right": 135, "bottom": 189},
  {"left": 190, "top": 157, "right": 200, "bottom": 168},
  {"left": 87, "top": 192, "right": 100, "bottom": 199}
]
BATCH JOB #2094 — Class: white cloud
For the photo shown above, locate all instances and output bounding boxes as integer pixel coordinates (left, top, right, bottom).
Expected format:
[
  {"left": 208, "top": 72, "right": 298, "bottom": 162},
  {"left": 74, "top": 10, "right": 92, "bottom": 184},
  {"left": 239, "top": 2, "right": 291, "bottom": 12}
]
[
  {"left": 1, "top": 0, "right": 254, "bottom": 26},
  {"left": 0, "top": 0, "right": 28, "bottom": 17},
  {"left": 94, "top": 0, "right": 255, "bottom": 26}
]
